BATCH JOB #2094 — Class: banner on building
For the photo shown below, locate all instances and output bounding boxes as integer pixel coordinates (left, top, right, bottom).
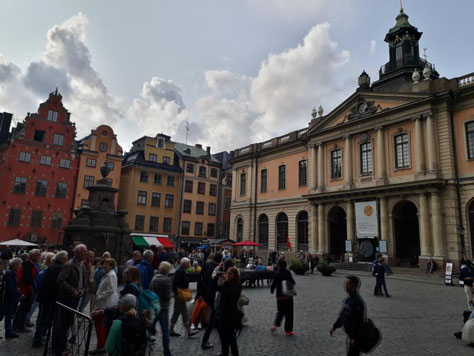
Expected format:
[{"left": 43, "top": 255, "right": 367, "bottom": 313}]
[{"left": 355, "top": 201, "right": 378, "bottom": 238}]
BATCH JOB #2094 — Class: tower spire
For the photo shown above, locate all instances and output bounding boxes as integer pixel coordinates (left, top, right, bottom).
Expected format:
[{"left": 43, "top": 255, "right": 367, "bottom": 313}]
[{"left": 400, "top": 0, "right": 403, "bottom": 13}]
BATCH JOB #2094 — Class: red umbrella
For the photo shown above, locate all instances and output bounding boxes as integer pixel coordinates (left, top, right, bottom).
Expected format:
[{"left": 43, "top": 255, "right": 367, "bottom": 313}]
[{"left": 232, "top": 240, "right": 262, "bottom": 247}]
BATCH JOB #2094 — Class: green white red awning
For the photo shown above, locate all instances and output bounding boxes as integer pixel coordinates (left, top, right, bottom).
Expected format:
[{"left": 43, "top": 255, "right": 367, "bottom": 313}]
[{"left": 131, "top": 234, "right": 175, "bottom": 249}]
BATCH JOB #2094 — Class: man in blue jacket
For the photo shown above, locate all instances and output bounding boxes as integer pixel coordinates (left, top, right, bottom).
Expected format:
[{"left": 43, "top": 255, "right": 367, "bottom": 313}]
[
  {"left": 137, "top": 250, "right": 155, "bottom": 290},
  {"left": 460, "top": 260, "right": 474, "bottom": 311}
]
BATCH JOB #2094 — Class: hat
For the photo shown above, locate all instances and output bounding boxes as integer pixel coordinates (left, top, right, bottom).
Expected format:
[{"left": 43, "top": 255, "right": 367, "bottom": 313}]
[{"left": 119, "top": 294, "right": 137, "bottom": 311}]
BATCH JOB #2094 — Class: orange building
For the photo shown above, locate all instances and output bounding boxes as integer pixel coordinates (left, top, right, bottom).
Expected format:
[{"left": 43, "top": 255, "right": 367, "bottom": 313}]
[{"left": 74, "top": 125, "right": 123, "bottom": 209}]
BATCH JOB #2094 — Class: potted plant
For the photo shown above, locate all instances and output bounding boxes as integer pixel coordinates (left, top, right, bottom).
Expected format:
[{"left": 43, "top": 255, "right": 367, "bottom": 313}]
[
  {"left": 317, "top": 258, "right": 336, "bottom": 276},
  {"left": 289, "top": 259, "right": 308, "bottom": 275}
]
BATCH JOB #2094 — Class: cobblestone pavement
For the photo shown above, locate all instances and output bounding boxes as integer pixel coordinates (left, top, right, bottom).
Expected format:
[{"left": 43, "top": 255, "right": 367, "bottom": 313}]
[{"left": 1, "top": 271, "right": 472, "bottom": 356}]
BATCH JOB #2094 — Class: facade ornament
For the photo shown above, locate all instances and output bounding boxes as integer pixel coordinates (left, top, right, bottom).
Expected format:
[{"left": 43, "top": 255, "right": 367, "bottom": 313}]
[
  {"left": 311, "top": 107, "right": 317, "bottom": 119},
  {"left": 412, "top": 69, "right": 420, "bottom": 83},
  {"left": 347, "top": 99, "right": 380, "bottom": 120},
  {"left": 422, "top": 64, "right": 432, "bottom": 80},
  {"left": 317, "top": 105, "right": 324, "bottom": 118}
]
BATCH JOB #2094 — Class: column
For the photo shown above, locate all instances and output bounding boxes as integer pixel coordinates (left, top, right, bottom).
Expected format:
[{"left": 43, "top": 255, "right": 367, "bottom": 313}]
[
  {"left": 311, "top": 203, "right": 318, "bottom": 252},
  {"left": 379, "top": 197, "right": 390, "bottom": 252},
  {"left": 247, "top": 166, "right": 252, "bottom": 200},
  {"left": 414, "top": 117, "right": 426, "bottom": 174},
  {"left": 376, "top": 126, "right": 387, "bottom": 182},
  {"left": 317, "top": 143, "right": 325, "bottom": 191},
  {"left": 231, "top": 170, "right": 237, "bottom": 201},
  {"left": 346, "top": 200, "right": 355, "bottom": 242},
  {"left": 318, "top": 203, "right": 325, "bottom": 254},
  {"left": 431, "top": 191, "right": 446, "bottom": 257},
  {"left": 344, "top": 135, "right": 353, "bottom": 187},
  {"left": 418, "top": 193, "right": 432, "bottom": 257},
  {"left": 425, "top": 114, "right": 438, "bottom": 173},
  {"left": 309, "top": 144, "right": 318, "bottom": 189}
]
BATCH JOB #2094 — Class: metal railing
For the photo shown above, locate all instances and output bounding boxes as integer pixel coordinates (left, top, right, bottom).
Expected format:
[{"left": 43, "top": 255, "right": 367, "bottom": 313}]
[{"left": 43, "top": 301, "right": 93, "bottom": 356}]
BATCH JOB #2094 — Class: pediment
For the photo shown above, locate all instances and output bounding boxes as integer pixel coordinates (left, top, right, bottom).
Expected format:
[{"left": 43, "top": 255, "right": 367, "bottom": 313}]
[{"left": 307, "top": 91, "right": 430, "bottom": 135}]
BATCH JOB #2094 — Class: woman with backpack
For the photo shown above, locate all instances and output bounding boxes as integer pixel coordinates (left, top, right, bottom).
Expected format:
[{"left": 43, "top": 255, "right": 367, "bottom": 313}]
[
  {"left": 215, "top": 266, "right": 242, "bottom": 356},
  {"left": 270, "top": 259, "right": 296, "bottom": 336}
]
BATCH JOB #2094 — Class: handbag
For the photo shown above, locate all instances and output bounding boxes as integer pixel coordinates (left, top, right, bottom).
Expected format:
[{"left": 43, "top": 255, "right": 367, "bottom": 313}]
[
  {"left": 176, "top": 287, "right": 192, "bottom": 302},
  {"left": 359, "top": 318, "right": 381, "bottom": 353},
  {"left": 282, "top": 279, "right": 296, "bottom": 297}
]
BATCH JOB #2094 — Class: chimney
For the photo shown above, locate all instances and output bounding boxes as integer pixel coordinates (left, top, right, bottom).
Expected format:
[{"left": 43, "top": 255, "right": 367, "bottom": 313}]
[
  {"left": 206, "top": 146, "right": 211, "bottom": 154},
  {"left": 195, "top": 144, "right": 202, "bottom": 149}
]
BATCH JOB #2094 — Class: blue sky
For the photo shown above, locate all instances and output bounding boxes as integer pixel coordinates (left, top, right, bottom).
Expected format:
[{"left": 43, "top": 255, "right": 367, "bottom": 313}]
[{"left": 0, "top": 0, "right": 473, "bottom": 152}]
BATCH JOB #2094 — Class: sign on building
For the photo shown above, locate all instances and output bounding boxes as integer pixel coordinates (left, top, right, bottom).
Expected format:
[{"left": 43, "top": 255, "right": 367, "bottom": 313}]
[{"left": 355, "top": 201, "right": 378, "bottom": 238}]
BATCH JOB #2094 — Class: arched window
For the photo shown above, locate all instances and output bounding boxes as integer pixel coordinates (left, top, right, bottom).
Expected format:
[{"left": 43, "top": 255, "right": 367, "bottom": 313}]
[
  {"left": 236, "top": 218, "right": 243, "bottom": 242},
  {"left": 258, "top": 215, "right": 269, "bottom": 246},
  {"left": 297, "top": 211, "right": 308, "bottom": 251},
  {"left": 276, "top": 213, "right": 288, "bottom": 250}
]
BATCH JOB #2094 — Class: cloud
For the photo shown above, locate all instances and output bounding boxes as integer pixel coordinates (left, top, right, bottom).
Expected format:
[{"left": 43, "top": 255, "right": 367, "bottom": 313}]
[
  {"left": 23, "top": 61, "right": 72, "bottom": 97},
  {"left": 244, "top": 0, "right": 330, "bottom": 23},
  {"left": 370, "top": 40, "right": 376, "bottom": 56}
]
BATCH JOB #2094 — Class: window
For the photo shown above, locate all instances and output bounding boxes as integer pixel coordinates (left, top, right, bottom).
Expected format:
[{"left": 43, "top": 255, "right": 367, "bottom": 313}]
[
  {"left": 183, "top": 200, "right": 192, "bottom": 213},
  {"left": 105, "top": 162, "right": 114, "bottom": 170},
  {"left": 163, "top": 218, "right": 172, "bottom": 232},
  {"left": 182, "top": 221, "right": 190, "bottom": 235},
  {"left": 81, "top": 199, "right": 88, "bottom": 207},
  {"left": 8, "top": 209, "right": 21, "bottom": 226},
  {"left": 51, "top": 213, "right": 63, "bottom": 229},
  {"left": 240, "top": 173, "right": 246, "bottom": 195},
  {"left": 84, "top": 175, "right": 94, "bottom": 188},
  {"left": 13, "top": 177, "right": 27, "bottom": 193},
  {"left": 209, "top": 184, "right": 217, "bottom": 196},
  {"left": 395, "top": 133, "right": 410, "bottom": 168},
  {"left": 225, "top": 177, "right": 232, "bottom": 186},
  {"left": 360, "top": 142, "right": 373, "bottom": 174},
  {"left": 59, "top": 159, "right": 70, "bottom": 168},
  {"left": 163, "top": 156, "right": 170, "bottom": 164},
  {"left": 224, "top": 222, "right": 230, "bottom": 239},
  {"left": 35, "top": 179, "right": 48, "bottom": 196},
  {"left": 299, "top": 160, "right": 307, "bottom": 186},
  {"left": 331, "top": 149, "right": 342, "bottom": 179},
  {"left": 167, "top": 176, "right": 175, "bottom": 186},
  {"left": 140, "top": 171, "right": 149, "bottom": 183},
  {"left": 195, "top": 222, "right": 203, "bottom": 236},
  {"left": 297, "top": 211, "right": 309, "bottom": 250},
  {"left": 211, "top": 168, "right": 218, "bottom": 178},
  {"left": 137, "top": 190, "right": 147, "bottom": 205},
  {"left": 134, "top": 215, "right": 145, "bottom": 230},
  {"left": 185, "top": 180, "right": 193, "bottom": 193},
  {"left": 56, "top": 182, "right": 67, "bottom": 198},
  {"left": 86, "top": 158, "right": 97, "bottom": 167},
  {"left": 199, "top": 166, "right": 207, "bottom": 177},
  {"left": 34, "top": 130, "right": 45, "bottom": 142},
  {"left": 197, "top": 182, "right": 206, "bottom": 195},
  {"left": 19, "top": 152, "right": 31, "bottom": 162},
  {"left": 99, "top": 143, "right": 108, "bottom": 152},
  {"left": 236, "top": 218, "right": 243, "bottom": 242},
  {"left": 276, "top": 213, "right": 288, "bottom": 250},
  {"left": 278, "top": 165, "right": 286, "bottom": 189},
  {"left": 225, "top": 197, "right": 231, "bottom": 209},
  {"left": 466, "top": 122, "right": 474, "bottom": 159},
  {"left": 149, "top": 216, "right": 159, "bottom": 232},
  {"left": 149, "top": 153, "right": 157, "bottom": 162},
  {"left": 186, "top": 163, "right": 195, "bottom": 173},
  {"left": 207, "top": 223, "right": 215, "bottom": 237},
  {"left": 165, "top": 194, "right": 174, "bottom": 208},
  {"left": 47, "top": 110, "right": 58, "bottom": 122},
  {"left": 157, "top": 138, "right": 164, "bottom": 148},
  {"left": 40, "top": 155, "right": 52, "bottom": 166},
  {"left": 196, "top": 201, "right": 204, "bottom": 215},
  {"left": 31, "top": 210, "right": 43, "bottom": 227},
  {"left": 53, "top": 134, "right": 64, "bottom": 146},
  {"left": 151, "top": 192, "right": 161, "bottom": 206},
  {"left": 258, "top": 215, "right": 269, "bottom": 245},
  {"left": 153, "top": 173, "right": 162, "bottom": 184},
  {"left": 396, "top": 43, "right": 403, "bottom": 61},
  {"left": 261, "top": 169, "right": 267, "bottom": 193},
  {"left": 208, "top": 203, "right": 216, "bottom": 216}
]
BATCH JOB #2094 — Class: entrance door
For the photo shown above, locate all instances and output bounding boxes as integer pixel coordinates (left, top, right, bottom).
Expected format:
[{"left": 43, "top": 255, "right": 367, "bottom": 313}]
[
  {"left": 328, "top": 206, "right": 346, "bottom": 260},
  {"left": 393, "top": 200, "right": 420, "bottom": 265}
]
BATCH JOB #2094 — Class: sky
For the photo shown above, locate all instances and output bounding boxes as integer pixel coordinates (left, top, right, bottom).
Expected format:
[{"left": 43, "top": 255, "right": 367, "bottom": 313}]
[{"left": 0, "top": 0, "right": 473, "bottom": 153}]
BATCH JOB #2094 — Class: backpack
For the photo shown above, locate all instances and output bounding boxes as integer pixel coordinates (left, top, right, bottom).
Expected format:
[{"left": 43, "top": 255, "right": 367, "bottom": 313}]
[
  {"left": 130, "top": 283, "right": 161, "bottom": 322},
  {"left": 282, "top": 279, "right": 296, "bottom": 297},
  {"left": 359, "top": 318, "right": 381, "bottom": 353}
]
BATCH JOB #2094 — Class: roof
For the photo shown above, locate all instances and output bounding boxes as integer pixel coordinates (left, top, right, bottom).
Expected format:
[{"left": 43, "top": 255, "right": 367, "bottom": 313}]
[
  {"left": 122, "top": 150, "right": 182, "bottom": 172},
  {"left": 175, "top": 143, "right": 221, "bottom": 164},
  {"left": 213, "top": 151, "right": 234, "bottom": 170}
]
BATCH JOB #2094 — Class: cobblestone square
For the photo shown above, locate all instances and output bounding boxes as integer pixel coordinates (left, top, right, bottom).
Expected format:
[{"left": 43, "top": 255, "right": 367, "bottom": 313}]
[{"left": 1, "top": 271, "right": 472, "bottom": 356}]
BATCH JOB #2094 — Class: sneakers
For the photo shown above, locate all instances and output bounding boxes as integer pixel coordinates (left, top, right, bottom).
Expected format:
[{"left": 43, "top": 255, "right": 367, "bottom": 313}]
[
  {"left": 201, "top": 341, "right": 214, "bottom": 349},
  {"left": 170, "top": 331, "right": 181, "bottom": 337},
  {"left": 270, "top": 325, "right": 278, "bottom": 333},
  {"left": 188, "top": 330, "right": 199, "bottom": 338},
  {"left": 285, "top": 331, "right": 295, "bottom": 336},
  {"left": 198, "top": 323, "right": 203, "bottom": 330},
  {"left": 190, "top": 324, "right": 196, "bottom": 330}
]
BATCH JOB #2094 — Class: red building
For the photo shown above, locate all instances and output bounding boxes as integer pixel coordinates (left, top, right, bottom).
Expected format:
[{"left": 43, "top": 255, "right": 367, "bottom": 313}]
[{"left": 0, "top": 90, "right": 78, "bottom": 244}]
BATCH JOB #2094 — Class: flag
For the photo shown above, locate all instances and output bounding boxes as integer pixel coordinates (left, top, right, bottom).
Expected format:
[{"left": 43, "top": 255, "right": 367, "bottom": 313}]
[{"left": 286, "top": 236, "right": 292, "bottom": 252}]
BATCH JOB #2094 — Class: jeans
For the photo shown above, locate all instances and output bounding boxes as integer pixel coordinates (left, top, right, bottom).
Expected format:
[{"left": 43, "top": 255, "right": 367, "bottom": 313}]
[
  {"left": 170, "top": 300, "right": 189, "bottom": 326},
  {"left": 217, "top": 321, "right": 238, "bottom": 356},
  {"left": 464, "top": 285, "right": 474, "bottom": 311},
  {"left": 274, "top": 297, "right": 294, "bottom": 332},
  {"left": 34, "top": 302, "right": 55, "bottom": 343},
  {"left": 12, "top": 293, "right": 34, "bottom": 330},
  {"left": 26, "top": 292, "right": 38, "bottom": 323},
  {"left": 374, "top": 277, "right": 389, "bottom": 296},
  {"left": 4, "top": 302, "right": 18, "bottom": 336},
  {"left": 156, "top": 308, "right": 171, "bottom": 356}
]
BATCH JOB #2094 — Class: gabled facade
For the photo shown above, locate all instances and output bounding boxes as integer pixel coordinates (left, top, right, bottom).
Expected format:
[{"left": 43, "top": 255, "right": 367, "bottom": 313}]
[{"left": 0, "top": 90, "right": 78, "bottom": 244}]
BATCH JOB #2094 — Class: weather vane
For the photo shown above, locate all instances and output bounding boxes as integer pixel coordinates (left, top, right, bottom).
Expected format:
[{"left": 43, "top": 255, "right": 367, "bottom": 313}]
[{"left": 423, "top": 47, "right": 428, "bottom": 62}]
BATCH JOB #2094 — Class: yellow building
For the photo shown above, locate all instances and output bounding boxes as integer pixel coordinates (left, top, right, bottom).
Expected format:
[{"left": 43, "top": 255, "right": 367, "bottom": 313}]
[
  {"left": 74, "top": 125, "right": 123, "bottom": 209},
  {"left": 118, "top": 134, "right": 181, "bottom": 238}
]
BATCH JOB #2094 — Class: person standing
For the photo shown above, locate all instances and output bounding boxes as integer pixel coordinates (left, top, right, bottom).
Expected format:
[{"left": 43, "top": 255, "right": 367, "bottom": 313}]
[
  {"left": 460, "top": 260, "right": 474, "bottom": 311},
  {"left": 1, "top": 246, "right": 13, "bottom": 270},
  {"left": 137, "top": 250, "right": 155, "bottom": 290},
  {"left": 150, "top": 261, "right": 173, "bottom": 356},
  {"left": 270, "top": 259, "right": 296, "bottom": 336},
  {"left": 373, "top": 256, "right": 390, "bottom": 297},
  {"left": 170, "top": 257, "right": 198, "bottom": 338},
  {"left": 125, "top": 250, "right": 142, "bottom": 269},
  {"left": 3, "top": 258, "right": 22, "bottom": 338},
  {"left": 329, "top": 276, "right": 367, "bottom": 356}
]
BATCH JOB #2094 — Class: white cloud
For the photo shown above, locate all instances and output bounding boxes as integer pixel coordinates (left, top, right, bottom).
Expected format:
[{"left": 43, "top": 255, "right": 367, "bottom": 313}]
[{"left": 370, "top": 40, "right": 376, "bottom": 56}]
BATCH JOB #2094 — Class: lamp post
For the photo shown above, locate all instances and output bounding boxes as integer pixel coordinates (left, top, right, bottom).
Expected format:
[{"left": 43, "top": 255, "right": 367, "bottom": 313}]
[{"left": 56, "top": 230, "right": 64, "bottom": 248}]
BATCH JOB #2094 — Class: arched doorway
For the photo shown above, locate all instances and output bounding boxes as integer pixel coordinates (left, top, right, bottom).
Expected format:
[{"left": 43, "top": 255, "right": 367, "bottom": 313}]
[
  {"left": 276, "top": 213, "right": 288, "bottom": 251},
  {"left": 393, "top": 200, "right": 420, "bottom": 264},
  {"left": 258, "top": 214, "right": 269, "bottom": 248},
  {"left": 297, "top": 211, "right": 308, "bottom": 251},
  {"left": 236, "top": 218, "right": 243, "bottom": 242},
  {"left": 328, "top": 206, "right": 346, "bottom": 259}
]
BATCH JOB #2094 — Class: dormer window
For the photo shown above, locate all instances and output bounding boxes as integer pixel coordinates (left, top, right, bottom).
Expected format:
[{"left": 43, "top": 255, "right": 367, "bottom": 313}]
[{"left": 156, "top": 138, "right": 165, "bottom": 148}]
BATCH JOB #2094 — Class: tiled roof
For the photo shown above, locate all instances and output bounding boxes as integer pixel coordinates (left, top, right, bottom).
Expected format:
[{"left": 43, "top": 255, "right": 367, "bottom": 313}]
[
  {"left": 175, "top": 143, "right": 221, "bottom": 164},
  {"left": 122, "top": 150, "right": 182, "bottom": 172}
]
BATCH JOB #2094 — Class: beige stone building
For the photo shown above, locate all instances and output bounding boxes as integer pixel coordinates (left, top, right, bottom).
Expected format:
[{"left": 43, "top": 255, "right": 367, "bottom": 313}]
[{"left": 230, "top": 8, "right": 474, "bottom": 269}]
